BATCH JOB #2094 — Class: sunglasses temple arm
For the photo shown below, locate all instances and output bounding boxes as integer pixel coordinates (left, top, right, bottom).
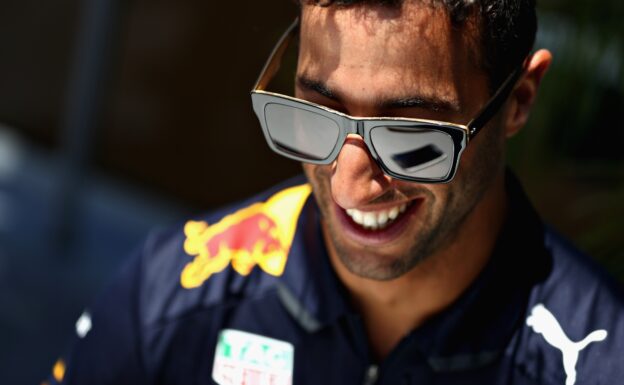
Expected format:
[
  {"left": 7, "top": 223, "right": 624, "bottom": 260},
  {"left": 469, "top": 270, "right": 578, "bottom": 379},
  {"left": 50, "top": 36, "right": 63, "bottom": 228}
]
[
  {"left": 253, "top": 18, "right": 300, "bottom": 91},
  {"left": 466, "top": 64, "right": 525, "bottom": 140}
]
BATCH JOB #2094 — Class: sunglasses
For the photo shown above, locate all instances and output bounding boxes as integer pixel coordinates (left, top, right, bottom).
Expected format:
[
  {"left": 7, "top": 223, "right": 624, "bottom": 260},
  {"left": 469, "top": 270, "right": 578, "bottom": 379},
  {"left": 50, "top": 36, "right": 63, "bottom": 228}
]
[{"left": 251, "top": 19, "right": 525, "bottom": 183}]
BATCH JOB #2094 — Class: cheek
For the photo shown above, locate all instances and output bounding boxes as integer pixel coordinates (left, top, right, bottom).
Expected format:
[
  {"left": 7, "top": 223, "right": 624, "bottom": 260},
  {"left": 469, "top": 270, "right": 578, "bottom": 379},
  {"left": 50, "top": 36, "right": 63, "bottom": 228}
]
[
  {"left": 303, "top": 164, "right": 327, "bottom": 200},
  {"left": 302, "top": 163, "right": 336, "bottom": 219},
  {"left": 303, "top": 162, "right": 338, "bottom": 207},
  {"left": 303, "top": 163, "right": 332, "bottom": 185},
  {"left": 422, "top": 183, "right": 449, "bottom": 212},
  {"left": 456, "top": 121, "right": 506, "bottom": 177},
  {"left": 302, "top": 163, "right": 318, "bottom": 185},
  {"left": 443, "top": 121, "right": 506, "bottom": 208}
]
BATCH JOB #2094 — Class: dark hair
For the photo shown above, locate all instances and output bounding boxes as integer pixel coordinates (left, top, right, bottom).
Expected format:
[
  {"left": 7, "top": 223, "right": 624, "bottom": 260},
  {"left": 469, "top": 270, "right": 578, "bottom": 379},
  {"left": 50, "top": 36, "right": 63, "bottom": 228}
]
[{"left": 302, "top": 0, "right": 537, "bottom": 93}]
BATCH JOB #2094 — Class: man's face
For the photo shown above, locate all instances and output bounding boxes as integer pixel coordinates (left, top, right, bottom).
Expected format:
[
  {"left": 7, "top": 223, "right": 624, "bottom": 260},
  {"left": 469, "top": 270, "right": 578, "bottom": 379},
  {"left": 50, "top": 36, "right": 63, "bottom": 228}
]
[{"left": 297, "top": 3, "right": 507, "bottom": 280}]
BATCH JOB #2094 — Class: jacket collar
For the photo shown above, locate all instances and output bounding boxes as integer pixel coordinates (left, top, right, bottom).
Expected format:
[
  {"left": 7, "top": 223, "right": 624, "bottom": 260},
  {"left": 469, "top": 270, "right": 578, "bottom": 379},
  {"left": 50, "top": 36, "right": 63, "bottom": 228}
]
[{"left": 277, "top": 196, "right": 353, "bottom": 333}]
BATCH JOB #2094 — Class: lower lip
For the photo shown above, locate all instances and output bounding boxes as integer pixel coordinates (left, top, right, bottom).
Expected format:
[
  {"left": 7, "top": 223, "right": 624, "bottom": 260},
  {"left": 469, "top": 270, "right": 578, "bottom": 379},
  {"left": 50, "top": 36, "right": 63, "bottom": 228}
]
[{"left": 334, "top": 199, "right": 423, "bottom": 246}]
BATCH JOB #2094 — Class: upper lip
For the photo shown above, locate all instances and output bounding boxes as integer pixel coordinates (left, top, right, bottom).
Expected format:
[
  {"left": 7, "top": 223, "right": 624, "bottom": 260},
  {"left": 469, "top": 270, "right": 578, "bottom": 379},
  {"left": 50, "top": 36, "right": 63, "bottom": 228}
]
[{"left": 338, "top": 198, "right": 420, "bottom": 213}]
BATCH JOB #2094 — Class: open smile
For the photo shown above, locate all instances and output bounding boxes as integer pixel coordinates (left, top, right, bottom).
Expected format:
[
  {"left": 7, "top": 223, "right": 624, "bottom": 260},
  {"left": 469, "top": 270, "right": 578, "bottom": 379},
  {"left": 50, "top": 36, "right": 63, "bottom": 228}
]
[
  {"left": 346, "top": 203, "right": 409, "bottom": 230},
  {"left": 334, "top": 199, "right": 424, "bottom": 246}
]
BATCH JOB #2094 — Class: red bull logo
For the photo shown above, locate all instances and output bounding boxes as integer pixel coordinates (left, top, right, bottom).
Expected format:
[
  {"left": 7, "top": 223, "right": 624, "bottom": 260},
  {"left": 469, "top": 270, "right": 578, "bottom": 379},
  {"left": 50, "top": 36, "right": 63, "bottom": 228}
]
[{"left": 181, "top": 184, "right": 312, "bottom": 289}]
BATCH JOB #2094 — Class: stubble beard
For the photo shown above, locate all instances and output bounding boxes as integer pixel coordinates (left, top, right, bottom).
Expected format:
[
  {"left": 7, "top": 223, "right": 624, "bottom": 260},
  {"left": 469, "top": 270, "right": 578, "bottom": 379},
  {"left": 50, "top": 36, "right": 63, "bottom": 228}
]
[
  {"left": 316, "top": 180, "right": 475, "bottom": 281},
  {"left": 308, "top": 123, "right": 505, "bottom": 281}
]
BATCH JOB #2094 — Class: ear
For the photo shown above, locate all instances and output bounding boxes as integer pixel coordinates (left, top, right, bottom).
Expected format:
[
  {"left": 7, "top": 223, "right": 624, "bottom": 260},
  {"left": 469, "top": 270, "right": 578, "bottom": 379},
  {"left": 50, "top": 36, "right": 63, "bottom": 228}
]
[{"left": 504, "top": 49, "right": 552, "bottom": 138}]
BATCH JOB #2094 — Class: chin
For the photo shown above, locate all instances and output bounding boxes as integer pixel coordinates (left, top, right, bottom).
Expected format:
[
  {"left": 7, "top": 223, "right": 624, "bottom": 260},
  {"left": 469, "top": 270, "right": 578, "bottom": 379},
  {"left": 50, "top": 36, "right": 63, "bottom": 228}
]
[{"left": 332, "top": 240, "right": 428, "bottom": 281}]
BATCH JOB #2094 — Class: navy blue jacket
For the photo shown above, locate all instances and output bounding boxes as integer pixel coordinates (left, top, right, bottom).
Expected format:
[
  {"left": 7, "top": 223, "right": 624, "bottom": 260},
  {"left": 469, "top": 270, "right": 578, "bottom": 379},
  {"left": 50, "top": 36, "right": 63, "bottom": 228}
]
[{"left": 47, "top": 174, "right": 624, "bottom": 384}]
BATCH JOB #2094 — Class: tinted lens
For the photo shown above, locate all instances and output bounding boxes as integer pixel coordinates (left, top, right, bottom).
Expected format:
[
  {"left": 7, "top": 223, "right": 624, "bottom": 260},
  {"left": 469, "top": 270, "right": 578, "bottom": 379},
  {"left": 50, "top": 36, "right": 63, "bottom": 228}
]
[
  {"left": 264, "top": 103, "right": 340, "bottom": 161},
  {"left": 370, "top": 126, "right": 455, "bottom": 180}
]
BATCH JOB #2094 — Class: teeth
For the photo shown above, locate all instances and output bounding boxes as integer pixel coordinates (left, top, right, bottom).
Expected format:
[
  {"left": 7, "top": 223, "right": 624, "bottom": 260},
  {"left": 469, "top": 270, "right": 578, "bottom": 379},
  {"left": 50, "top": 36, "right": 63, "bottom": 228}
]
[
  {"left": 352, "top": 209, "right": 363, "bottom": 224},
  {"left": 345, "top": 203, "right": 410, "bottom": 230},
  {"left": 377, "top": 211, "right": 388, "bottom": 227},
  {"left": 363, "top": 212, "right": 377, "bottom": 228}
]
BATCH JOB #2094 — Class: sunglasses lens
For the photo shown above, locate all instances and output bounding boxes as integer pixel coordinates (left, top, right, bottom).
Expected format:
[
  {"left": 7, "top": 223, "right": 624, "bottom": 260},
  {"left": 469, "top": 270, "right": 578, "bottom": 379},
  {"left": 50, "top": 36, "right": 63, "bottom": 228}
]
[
  {"left": 264, "top": 103, "right": 340, "bottom": 161},
  {"left": 370, "top": 126, "right": 455, "bottom": 180}
]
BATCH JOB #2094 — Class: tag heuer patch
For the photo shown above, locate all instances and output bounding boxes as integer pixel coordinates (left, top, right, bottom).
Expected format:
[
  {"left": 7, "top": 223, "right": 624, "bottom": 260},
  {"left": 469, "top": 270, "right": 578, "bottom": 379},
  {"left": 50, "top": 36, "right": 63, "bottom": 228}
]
[{"left": 212, "top": 329, "right": 294, "bottom": 385}]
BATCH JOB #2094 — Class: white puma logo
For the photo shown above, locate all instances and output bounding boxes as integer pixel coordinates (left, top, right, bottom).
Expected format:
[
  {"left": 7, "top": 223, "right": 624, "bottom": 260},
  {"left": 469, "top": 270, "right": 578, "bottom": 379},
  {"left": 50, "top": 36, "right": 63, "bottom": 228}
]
[{"left": 526, "top": 304, "right": 608, "bottom": 385}]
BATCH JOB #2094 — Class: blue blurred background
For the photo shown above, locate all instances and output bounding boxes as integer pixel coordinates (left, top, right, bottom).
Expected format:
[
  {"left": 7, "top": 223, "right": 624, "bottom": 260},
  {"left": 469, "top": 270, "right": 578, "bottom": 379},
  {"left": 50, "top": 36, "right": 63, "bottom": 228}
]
[{"left": 0, "top": 0, "right": 622, "bottom": 383}]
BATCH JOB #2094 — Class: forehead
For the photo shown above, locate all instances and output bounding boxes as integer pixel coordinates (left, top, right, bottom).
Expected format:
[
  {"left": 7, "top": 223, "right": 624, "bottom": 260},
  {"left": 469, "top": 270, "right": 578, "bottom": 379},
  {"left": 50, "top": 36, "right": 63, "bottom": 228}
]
[{"left": 297, "top": 3, "right": 487, "bottom": 111}]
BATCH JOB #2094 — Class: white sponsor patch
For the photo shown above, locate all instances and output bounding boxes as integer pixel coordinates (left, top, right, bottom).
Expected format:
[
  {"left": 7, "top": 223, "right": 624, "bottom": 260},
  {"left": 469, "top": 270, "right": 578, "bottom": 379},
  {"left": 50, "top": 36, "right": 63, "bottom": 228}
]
[
  {"left": 75, "top": 311, "right": 92, "bottom": 338},
  {"left": 212, "top": 329, "right": 294, "bottom": 385},
  {"left": 526, "top": 303, "right": 607, "bottom": 385}
]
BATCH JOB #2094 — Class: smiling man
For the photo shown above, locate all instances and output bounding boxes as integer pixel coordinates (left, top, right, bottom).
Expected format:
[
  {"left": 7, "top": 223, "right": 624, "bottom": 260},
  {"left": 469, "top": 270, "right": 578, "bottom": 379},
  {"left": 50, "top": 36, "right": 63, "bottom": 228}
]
[
  {"left": 289, "top": 2, "right": 528, "bottom": 360},
  {"left": 48, "top": 1, "right": 624, "bottom": 384}
]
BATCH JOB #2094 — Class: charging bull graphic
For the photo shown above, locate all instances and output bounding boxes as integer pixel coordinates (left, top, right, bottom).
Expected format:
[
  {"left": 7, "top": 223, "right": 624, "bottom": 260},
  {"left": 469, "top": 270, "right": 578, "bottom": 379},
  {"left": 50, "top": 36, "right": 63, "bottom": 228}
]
[{"left": 181, "top": 184, "right": 312, "bottom": 289}]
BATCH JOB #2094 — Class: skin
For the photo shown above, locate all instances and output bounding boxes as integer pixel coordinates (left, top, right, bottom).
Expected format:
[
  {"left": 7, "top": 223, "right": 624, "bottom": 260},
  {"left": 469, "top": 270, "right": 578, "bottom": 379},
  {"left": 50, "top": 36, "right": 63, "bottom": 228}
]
[{"left": 296, "top": 2, "right": 552, "bottom": 360}]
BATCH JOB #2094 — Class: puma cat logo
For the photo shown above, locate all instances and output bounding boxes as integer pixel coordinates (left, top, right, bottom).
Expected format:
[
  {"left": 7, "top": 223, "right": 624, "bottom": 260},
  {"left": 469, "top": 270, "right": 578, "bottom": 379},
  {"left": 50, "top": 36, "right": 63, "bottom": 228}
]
[{"left": 526, "top": 304, "right": 608, "bottom": 385}]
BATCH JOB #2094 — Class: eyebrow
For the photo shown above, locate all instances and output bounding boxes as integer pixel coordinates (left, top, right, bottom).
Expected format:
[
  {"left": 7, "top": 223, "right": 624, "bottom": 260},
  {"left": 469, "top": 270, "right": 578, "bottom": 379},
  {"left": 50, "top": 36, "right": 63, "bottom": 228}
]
[
  {"left": 297, "top": 76, "right": 339, "bottom": 101},
  {"left": 382, "top": 96, "right": 460, "bottom": 113},
  {"left": 297, "top": 75, "right": 461, "bottom": 114}
]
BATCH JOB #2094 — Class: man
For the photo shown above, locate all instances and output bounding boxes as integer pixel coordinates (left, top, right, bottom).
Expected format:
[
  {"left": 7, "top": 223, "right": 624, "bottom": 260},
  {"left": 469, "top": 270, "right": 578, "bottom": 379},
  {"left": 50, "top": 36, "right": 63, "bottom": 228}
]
[{"left": 47, "top": 0, "right": 624, "bottom": 384}]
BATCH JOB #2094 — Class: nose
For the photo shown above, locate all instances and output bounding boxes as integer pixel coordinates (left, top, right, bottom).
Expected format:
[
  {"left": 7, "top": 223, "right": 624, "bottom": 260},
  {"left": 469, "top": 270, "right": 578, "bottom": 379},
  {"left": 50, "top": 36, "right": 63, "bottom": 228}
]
[{"left": 330, "top": 134, "right": 394, "bottom": 209}]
